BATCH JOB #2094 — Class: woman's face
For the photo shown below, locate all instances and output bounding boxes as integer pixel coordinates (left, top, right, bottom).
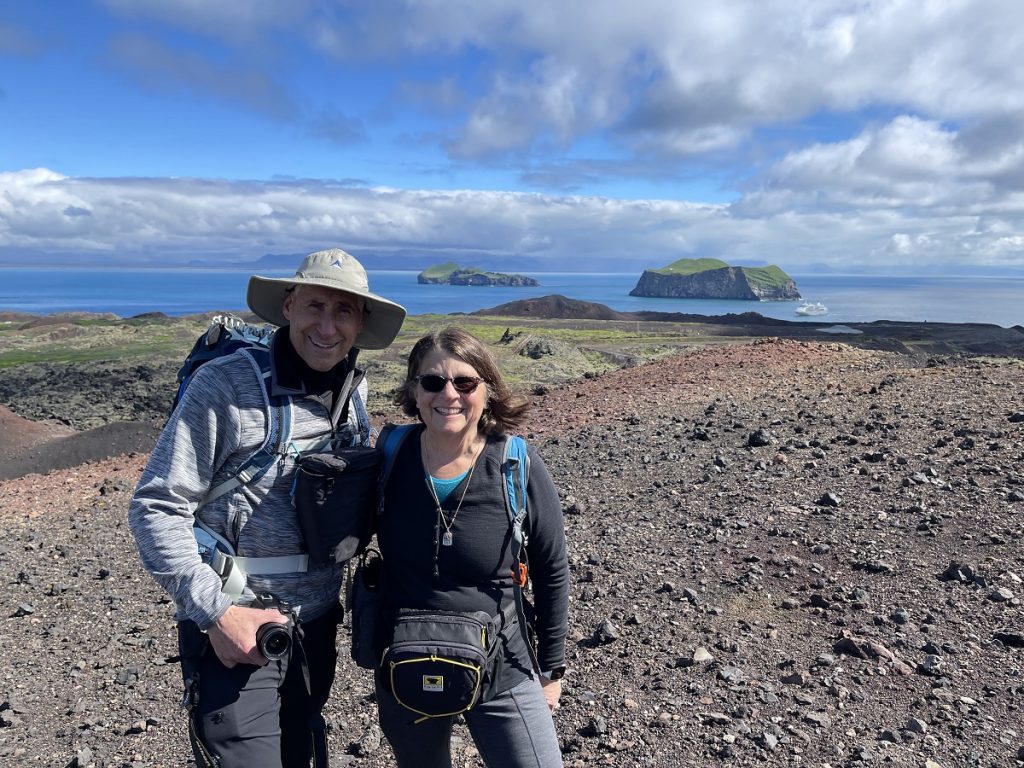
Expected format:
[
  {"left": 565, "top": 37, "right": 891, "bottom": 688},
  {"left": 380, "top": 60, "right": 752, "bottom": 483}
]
[{"left": 413, "top": 349, "right": 488, "bottom": 441}]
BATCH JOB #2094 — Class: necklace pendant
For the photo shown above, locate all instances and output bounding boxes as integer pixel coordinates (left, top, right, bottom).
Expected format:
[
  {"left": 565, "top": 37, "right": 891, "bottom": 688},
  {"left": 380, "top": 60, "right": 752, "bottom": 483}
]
[{"left": 442, "top": 530, "right": 453, "bottom": 547}]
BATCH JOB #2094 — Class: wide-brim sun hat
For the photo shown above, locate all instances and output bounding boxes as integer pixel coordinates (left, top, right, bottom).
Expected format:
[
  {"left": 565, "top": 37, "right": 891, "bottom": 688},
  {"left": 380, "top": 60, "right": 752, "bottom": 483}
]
[{"left": 247, "top": 248, "right": 407, "bottom": 350}]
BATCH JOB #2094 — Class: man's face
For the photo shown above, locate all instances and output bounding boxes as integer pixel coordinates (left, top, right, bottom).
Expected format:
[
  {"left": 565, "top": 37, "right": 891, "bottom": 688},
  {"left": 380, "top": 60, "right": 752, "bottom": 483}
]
[{"left": 282, "top": 284, "right": 365, "bottom": 372}]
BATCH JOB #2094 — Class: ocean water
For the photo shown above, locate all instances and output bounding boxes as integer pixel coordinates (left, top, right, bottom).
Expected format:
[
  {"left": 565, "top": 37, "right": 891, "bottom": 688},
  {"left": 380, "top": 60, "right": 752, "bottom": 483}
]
[{"left": 0, "top": 268, "right": 1021, "bottom": 328}]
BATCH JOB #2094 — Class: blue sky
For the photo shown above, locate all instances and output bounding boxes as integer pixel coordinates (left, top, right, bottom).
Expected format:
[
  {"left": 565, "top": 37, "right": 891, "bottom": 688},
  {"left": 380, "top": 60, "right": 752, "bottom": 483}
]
[{"left": 3, "top": 0, "right": 1024, "bottom": 273}]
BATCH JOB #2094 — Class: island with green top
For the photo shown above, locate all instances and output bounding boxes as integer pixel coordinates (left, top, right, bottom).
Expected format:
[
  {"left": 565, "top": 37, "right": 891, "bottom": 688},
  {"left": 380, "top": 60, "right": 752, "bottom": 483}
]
[
  {"left": 629, "top": 258, "right": 800, "bottom": 300},
  {"left": 417, "top": 262, "right": 539, "bottom": 287}
]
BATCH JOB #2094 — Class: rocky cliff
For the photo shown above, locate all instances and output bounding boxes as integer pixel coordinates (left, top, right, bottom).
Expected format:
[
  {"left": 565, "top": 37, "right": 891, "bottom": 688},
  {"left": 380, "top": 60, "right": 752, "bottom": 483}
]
[
  {"left": 630, "top": 258, "right": 801, "bottom": 300},
  {"left": 417, "top": 261, "right": 539, "bottom": 286}
]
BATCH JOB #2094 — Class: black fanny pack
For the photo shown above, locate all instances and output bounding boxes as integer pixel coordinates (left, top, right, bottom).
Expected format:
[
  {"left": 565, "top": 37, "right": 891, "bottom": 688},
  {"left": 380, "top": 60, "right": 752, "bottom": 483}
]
[
  {"left": 291, "top": 446, "right": 379, "bottom": 567},
  {"left": 382, "top": 608, "right": 504, "bottom": 721}
]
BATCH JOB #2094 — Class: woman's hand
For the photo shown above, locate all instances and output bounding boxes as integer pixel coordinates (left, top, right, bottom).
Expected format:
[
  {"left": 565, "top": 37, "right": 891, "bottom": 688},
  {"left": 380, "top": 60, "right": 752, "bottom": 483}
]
[{"left": 540, "top": 676, "right": 562, "bottom": 711}]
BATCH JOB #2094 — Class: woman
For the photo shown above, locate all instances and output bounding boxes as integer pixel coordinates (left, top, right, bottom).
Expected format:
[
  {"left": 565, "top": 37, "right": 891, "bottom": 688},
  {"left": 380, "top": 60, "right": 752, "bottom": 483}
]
[{"left": 374, "top": 326, "right": 569, "bottom": 768}]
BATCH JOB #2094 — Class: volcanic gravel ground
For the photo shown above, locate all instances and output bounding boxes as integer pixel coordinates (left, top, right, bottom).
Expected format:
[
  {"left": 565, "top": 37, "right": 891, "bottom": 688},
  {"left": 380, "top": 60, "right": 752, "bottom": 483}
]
[{"left": 1, "top": 340, "right": 1023, "bottom": 767}]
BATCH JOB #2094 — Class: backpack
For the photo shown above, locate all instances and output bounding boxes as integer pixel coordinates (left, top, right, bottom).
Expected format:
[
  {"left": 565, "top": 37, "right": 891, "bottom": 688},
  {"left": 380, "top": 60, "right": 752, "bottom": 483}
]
[
  {"left": 172, "top": 314, "right": 276, "bottom": 415},
  {"left": 178, "top": 315, "right": 373, "bottom": 599},
  {"left": 349, "top": 424, "right": 539, "bottom": 673}
]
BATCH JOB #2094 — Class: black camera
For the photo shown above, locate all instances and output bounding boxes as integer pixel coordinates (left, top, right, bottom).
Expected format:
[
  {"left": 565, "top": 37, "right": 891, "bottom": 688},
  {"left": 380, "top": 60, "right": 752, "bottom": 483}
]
[
  {"left": 251, "top": 594, "right": 294, "bottom": 661},
  {"left": 256, "top": 622, "right": 291, "bottom": 660}
]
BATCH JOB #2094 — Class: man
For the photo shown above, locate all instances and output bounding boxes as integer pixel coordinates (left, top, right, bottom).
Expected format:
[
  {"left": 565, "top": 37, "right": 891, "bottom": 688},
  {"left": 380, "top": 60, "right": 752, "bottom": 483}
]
[{"left": 129, "top": 249, "right": 406, "bottom": 767}]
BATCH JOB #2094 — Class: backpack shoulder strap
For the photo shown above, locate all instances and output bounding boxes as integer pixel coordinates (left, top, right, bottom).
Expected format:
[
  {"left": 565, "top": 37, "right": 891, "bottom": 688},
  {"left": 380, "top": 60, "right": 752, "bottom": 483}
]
[
  {"left": 350, "top": 385, "right": 372, "bottom": 446},
  {"left": 501, "top": 435, "right": 530, "bottom": 553},
  {"left": 197, "top": 347, "right": 291, "bottom": 510},
  {"left": 500, "top": 435, "right": 539, "bottom": 672},
  {"left": 248, "top": 346, "right": 292, "bottom": 454},
  {"left": 376, "top": 423, "right": 416, "bottom": 516}
]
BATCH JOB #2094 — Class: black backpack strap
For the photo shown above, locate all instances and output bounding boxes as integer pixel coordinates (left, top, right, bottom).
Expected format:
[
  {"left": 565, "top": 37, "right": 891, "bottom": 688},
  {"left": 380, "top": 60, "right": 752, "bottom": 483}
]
[
  {"left": 329, "top": 348, "right": 363, "bottom": 433},
  {"left": 376, "top": 423, "right": 416, "bottom": 518}
]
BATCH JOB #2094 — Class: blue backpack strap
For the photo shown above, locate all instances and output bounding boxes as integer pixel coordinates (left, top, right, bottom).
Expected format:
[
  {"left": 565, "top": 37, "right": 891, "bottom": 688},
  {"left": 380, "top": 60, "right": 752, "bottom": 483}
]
[
  {"left": 501, "top": 435, "right": 530, "bottom": 554},
  {"left": 198, "top": 347, "right": 290, "bottom": 510},
  {"left": 500, "top": 435, "right": 538, "bottom": 672},
  {"left": 251, "top": 345, "right": 292, "bottom": 454}
]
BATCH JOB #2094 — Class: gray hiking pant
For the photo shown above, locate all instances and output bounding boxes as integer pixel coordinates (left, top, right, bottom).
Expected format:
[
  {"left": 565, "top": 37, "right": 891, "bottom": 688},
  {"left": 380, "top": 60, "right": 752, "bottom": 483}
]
[
  {"left": 376, "top": 675, "right": 564, "bottom": 768},
  {"left": 178, "top": 604, "right": 341, "bottom": 768}
]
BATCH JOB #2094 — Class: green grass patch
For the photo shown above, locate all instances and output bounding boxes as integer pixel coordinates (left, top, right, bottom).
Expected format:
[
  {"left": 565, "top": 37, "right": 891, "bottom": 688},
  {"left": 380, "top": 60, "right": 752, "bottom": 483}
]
[
  {"left": 419, "top": 261, "right": 464, "bottom": 279},
  {"left": 0, "top": 338, "right": 188, "bottom": 367},
  {"left": 740, "top": 265, "right": 794, "bottom": 290},
  {"left": 647, "top": 258, "right": 795, "bottom": 289},
  {"left": 650, "top": 257, "right": 730, "bottom": 275},
  {"left": 419, "top": 262, "right": 506, "bottom": 281},
  {"left": 71, "top": 316, "right": 183, "bottom": 329}
]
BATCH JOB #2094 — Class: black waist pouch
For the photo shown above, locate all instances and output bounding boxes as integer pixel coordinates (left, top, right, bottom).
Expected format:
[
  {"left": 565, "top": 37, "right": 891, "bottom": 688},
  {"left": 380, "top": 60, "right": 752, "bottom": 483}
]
[
  {"left": 383, "top": 609, "right": 500, "bottom": 721},
  {"left": 291, "top": 447, "right": 379, "bottom": 567}
]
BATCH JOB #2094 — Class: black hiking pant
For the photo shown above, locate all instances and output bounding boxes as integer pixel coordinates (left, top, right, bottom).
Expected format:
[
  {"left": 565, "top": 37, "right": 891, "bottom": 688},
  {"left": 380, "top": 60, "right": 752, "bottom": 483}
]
[{"left": 177, "top": 603, "right": 341, "bottom": 768}]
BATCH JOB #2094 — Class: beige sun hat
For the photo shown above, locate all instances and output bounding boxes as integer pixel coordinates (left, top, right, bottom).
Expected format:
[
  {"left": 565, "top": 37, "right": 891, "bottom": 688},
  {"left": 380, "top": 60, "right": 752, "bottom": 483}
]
[{"left": 247, "top": 248, "right": 407, "bottom": 349}]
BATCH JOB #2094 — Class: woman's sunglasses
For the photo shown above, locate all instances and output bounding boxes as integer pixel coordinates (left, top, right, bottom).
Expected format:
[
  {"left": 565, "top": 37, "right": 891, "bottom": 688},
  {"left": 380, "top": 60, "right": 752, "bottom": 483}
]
[{"left": 415, "top": 374, "right": 485, "bottom": 394}]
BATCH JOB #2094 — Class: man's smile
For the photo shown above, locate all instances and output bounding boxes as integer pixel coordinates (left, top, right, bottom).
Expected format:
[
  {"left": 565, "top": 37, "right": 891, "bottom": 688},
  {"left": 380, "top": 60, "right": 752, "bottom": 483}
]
[{"left": 307, "top": 335, "right": 340, "bottom": 350}]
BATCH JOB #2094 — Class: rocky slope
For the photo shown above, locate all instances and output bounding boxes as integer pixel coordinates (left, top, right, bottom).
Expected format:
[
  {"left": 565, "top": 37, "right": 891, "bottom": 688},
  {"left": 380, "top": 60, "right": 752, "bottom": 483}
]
[{"left": 1, "top": 340, "right": 1023, "bottom": 767}]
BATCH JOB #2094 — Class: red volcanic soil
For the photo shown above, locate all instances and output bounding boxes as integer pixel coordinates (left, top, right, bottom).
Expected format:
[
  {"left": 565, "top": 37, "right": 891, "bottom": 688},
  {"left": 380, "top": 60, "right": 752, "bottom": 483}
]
[{"left": 0, "top": 404, "right": 158, "bottom": 482}]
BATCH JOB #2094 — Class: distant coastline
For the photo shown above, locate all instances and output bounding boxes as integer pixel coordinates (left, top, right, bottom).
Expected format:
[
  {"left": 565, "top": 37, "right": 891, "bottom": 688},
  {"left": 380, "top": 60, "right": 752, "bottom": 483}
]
[
  {"left": 0, "top": 267, "right": 1021, "bottom": 327},
  {"left": 3, "top": 256, "right": 1024, "bottom": 279},
  {"left": 4, "top": 262, "right": 1024, "bottom": 278}
]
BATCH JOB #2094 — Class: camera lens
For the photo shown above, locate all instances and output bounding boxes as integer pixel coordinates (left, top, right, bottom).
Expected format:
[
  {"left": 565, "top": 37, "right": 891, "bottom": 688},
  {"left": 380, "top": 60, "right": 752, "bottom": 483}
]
[{"left": 256, "top": 623, "right": 291, "bottom": 660}]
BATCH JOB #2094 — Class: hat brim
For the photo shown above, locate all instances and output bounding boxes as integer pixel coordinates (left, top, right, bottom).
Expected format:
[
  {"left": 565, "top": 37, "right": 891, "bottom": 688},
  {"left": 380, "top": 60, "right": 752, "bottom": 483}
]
[{"left": 247, "top": 275, "right": 407, "bottom": 350}]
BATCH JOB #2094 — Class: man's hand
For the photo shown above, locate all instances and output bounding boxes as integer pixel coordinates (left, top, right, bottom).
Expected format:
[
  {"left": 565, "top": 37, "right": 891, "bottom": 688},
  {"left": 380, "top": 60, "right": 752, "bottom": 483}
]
[
  {"left": 540, "top": 677, "right": 562, "bottom": 712},
  {"left": 207, "top": 604, "right": 290, "bottom": 668}
]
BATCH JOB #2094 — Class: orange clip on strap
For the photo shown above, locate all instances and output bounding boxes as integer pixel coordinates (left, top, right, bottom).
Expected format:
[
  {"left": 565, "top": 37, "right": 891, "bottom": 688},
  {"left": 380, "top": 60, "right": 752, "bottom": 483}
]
[{"left": 512, "top": 562, "right": 528, "bottom": 587}]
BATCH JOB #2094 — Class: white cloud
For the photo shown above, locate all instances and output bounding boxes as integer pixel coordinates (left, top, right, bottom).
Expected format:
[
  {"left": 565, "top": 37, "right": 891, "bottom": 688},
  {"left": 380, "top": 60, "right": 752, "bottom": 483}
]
[
  {"left": 3, "top": 167, "right": 1022, "bottom": 273},
  {"left": 306, "top": 0, "right": 1024, "bottom": 159},
  {"left": 94, "top": 1, "right": 1024, "bottom": 170},
  {"left": 735, "top": 115, "right": 1024, "bottom": 220}
]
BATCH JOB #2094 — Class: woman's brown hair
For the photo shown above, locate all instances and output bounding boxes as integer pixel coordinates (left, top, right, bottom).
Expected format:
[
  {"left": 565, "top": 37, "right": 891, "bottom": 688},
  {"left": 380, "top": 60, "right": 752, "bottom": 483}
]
[{"left": 394, "top": 326, "right": 530, "bottom": 436}]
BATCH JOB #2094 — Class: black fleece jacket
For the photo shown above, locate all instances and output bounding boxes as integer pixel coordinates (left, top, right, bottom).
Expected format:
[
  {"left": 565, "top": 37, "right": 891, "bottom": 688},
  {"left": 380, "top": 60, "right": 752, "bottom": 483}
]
[{"left": 377, "top": 426, "right": 569, "bottom": 693}]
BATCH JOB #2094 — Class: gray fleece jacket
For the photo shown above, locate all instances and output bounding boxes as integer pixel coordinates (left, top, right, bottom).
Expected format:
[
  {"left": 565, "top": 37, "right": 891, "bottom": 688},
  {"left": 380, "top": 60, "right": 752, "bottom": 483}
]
[{"left": 128, "top": 340, "right": 368, "bottom": 630}]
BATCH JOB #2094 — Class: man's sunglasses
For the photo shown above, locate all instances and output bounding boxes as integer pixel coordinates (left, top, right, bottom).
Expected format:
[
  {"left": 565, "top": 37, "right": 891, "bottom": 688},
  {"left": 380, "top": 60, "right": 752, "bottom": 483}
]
[{"left": 415, "top": 374, "right": 485, "bottom": 393}]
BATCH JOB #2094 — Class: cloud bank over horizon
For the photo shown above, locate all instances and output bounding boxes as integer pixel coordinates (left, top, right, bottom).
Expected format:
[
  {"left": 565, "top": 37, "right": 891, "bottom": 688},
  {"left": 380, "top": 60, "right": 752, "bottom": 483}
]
[
  {"left": 2, "top": 1, "right": 1024, "bottom": 273},
  {"left": 4, "top": 165, "right": 1020, "bottom": 274}
]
